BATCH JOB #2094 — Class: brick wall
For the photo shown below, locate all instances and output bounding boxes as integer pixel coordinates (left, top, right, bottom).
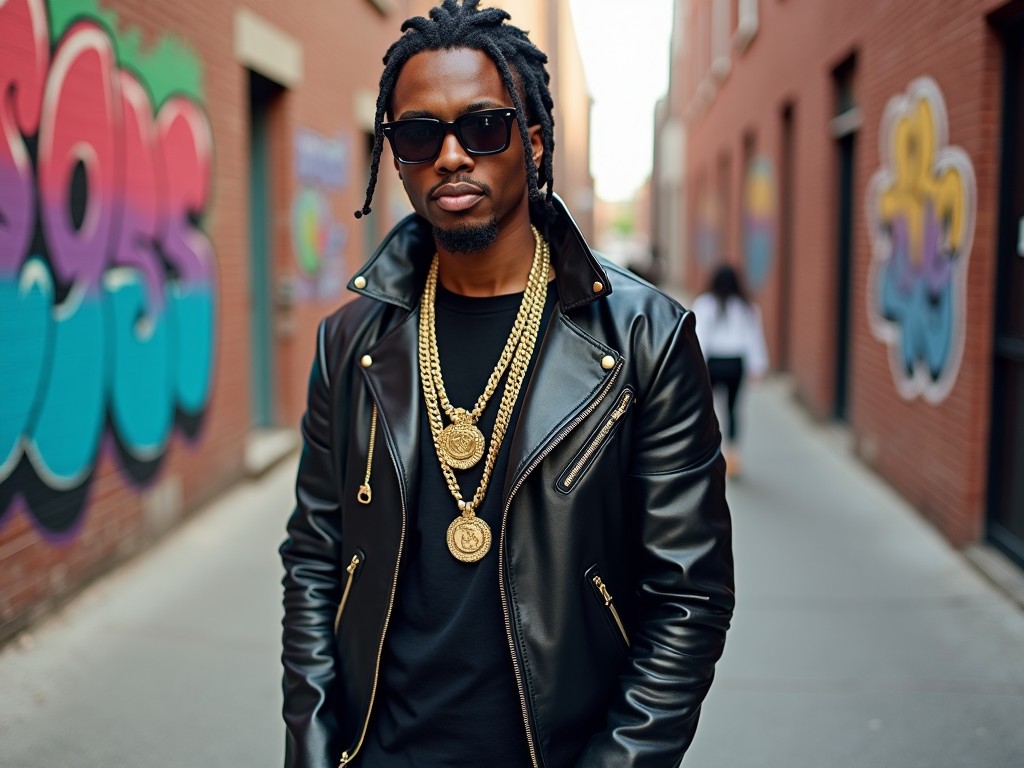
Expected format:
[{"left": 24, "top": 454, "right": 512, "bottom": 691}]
[
  {"left": 0, "top": 0, "right": 411, "bottom": 643},
  {"left": 673, "top": 0, "right": 1015, "bottom": 547}
]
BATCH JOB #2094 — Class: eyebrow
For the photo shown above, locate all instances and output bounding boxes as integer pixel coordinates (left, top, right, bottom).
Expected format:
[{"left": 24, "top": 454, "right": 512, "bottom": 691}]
[{"left": 396, "top": 100, "right": 509, "bottom": 120}]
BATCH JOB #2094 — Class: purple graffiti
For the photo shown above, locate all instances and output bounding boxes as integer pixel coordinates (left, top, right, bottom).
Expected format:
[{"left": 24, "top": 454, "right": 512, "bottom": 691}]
[{"left": 0, "top": 0, "right": 217, "bottom": 535}]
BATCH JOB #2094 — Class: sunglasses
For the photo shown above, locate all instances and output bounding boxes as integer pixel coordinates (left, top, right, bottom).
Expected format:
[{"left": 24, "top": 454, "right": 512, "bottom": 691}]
[{"left": 382, "top": 108, "right": 518, "bottom": 164}]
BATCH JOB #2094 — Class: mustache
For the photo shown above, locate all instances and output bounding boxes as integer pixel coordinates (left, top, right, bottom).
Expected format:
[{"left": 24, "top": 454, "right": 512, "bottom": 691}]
[{"left": 428, "top": 173, "right": 492, "bottom": 198}]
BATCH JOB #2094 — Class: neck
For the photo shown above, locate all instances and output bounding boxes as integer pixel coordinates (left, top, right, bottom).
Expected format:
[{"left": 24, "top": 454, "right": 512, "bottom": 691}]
[{"left": 435, "top": 216, "right": 537, "bottom": 297}]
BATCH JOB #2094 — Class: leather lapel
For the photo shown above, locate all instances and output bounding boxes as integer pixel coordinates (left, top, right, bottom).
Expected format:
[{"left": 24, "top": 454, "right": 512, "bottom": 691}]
[
  {"left": 361, "top": 308, "right": 422, "bottom": 506},
  {"left": 504, "top": 309, "right": 620, "bottom": 496}
]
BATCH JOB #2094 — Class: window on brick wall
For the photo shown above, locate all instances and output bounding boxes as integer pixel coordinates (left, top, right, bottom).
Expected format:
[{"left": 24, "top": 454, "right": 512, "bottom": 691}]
[
  {"left": 674, "top": 0, "right": 685, "bottom": 47},
  {"left": 711, "top": 0, "right": 731, "bottom": 80},
  {"left": 735, "top": 0, "right": 759, "bottom": 51},
  {"left": 742, "top": 130, "right": 756, "bottom": 173},
  {"left": 687, "top": 1, "right": 698, "bottom": 103}
]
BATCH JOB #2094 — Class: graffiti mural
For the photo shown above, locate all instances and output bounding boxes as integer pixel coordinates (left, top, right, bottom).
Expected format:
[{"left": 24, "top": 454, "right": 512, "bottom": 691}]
[
  {"left": 0, "top": 0, "right": 216, "bottom": 534},
  {"left": 866, "top": 77, "right": 976, "bottom": 404},
  {"left": 695, "top": 185, "right": 722, "bottom": 268},
  {"left": 742, "top": 155, "right": 776, "bottom": 293},
  {"left": 291, "top": 128, "right": 347, "bottom": 301}
]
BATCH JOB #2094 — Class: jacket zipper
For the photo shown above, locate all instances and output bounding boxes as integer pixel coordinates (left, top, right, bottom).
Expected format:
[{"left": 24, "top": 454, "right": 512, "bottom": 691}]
[
  {"left": 591, "top": 574, "right": 629, "bottom": 646},
  {"left": 559, "top": 389, "right": 633, "bottom": 491},
  {"left": 357, "top": 404, "right": 377, "bottom": 505},
  {"left": 339, "top": 398, "right": 408, "bottom": 766},
  {"left": 499, "top": 359, "right": 624, "bottom": 768},
  {"left": 333, "top": 555, "right": 361, "bottom": 634}
]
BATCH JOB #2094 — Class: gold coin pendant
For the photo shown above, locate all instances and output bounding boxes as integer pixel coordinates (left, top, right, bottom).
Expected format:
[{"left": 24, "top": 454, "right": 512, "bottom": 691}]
[
  {"left": 446, "top": 515, "right": 492, "bottom": 562},
  {"left": 438, "top": 422, "right": 485, "bottom": 470}
]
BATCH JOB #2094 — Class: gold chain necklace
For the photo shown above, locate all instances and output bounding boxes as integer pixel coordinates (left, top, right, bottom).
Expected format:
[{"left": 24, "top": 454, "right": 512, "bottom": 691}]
[
  {"left": 418, "top": 226, "right": 551, "bottom": 562},
  {"left": 425, "top": 230, "right": 544, "bottom": 471}
]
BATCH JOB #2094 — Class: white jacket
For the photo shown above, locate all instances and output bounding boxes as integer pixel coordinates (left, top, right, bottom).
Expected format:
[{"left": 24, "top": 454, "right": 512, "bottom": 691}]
[{"left": 692, "top": 293, "right": 769, "bottom": 377}]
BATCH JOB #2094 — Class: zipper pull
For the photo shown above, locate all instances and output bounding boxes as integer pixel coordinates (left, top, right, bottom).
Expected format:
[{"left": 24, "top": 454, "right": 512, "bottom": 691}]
[
  {"left": 347, "top": 554, "right": 360, "bottom": 574},
  {"left": 593, "top": 575, "right": 614, "bottom": 605},
  {"left": 358, "top": 404, "right": 379, "bottom": 505},
  {"left": 611, "top": 391, "right": 633, "bottom": 420}
]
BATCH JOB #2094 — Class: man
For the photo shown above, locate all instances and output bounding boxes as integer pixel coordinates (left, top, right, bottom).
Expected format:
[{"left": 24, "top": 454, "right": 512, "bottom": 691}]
[{"left": 280, "top": 2, "right": 734, "bottom": 766}]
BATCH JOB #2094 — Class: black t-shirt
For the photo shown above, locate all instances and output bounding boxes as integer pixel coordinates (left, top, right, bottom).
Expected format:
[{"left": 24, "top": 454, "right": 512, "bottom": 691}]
[{"left": 357, "top": 281, "right": 557, "bottom": 767}]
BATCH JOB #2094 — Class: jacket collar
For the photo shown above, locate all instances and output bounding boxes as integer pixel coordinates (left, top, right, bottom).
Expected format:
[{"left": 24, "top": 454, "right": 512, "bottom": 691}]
[{"left": 345, "top": 194, "right": 611, "bottom": 312}]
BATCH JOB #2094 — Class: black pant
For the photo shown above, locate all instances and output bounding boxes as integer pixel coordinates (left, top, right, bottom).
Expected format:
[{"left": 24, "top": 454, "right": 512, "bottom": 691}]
[{"left": 706, "top": 356, "right": 744, "bottom": 442}]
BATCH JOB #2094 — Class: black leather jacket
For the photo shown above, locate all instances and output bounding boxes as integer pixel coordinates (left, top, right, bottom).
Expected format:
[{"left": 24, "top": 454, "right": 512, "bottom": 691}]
[{"left": 281, "top": 198, "right": 734, "bottom": 768}]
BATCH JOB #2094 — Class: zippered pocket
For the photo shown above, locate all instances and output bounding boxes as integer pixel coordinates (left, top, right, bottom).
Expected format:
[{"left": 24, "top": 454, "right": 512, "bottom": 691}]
[
  {"left": 557, "top": 388, "right": 634, "bottom": 493},
  {"left": 334, "top": 549, "right": 365, "bottom": 634},
  {"left": 584, "top": 564, "right": 629, "bottom": 647}
]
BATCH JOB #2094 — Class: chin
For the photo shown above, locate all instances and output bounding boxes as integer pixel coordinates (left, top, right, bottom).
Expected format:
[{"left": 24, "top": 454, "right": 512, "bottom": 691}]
[{"left": 433, "top": 218, "right": 500, "bottom": 253}]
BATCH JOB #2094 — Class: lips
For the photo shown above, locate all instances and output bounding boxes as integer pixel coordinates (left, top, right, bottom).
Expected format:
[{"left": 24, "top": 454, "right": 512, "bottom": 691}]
[{"left": 432, "top": 182, "right": 485, "bottom": 212}]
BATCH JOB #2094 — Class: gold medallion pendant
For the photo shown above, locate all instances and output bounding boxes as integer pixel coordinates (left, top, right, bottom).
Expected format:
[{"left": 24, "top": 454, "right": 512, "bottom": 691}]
[
  {"left": 418, "top": 225, "right": 551, "bottom": 563},
  {"left": 438, "top": 409, "right": 485, "bottom": 469},
  {"left": 447, "top": 515, "right": 492, "bottom": 562}
]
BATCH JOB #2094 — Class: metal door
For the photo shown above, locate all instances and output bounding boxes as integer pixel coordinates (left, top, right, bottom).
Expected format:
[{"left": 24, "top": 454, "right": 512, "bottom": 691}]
[
  {"left": 247, "top": 72, "right": 281, "bottom": 428},
  {"left": 988, "top": 18, "right": 1024, "bottom": 566}
]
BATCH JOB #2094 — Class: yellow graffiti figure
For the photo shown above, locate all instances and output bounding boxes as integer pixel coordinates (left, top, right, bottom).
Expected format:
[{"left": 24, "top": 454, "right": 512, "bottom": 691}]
[
  {"left": 868, "top": 77, "right": 977, "bottom": 405},
  {"left": 878, "top": 96, "right": 966, "bottom": 266}
]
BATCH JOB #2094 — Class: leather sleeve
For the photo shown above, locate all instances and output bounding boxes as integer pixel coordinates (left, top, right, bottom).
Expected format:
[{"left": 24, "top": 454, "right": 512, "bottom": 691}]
[
  {"left": 280, "top": 320, "right": 344, "bottom": 768},
  {"left": 575, "top": 310, "right": 735, "bottom": 768}
]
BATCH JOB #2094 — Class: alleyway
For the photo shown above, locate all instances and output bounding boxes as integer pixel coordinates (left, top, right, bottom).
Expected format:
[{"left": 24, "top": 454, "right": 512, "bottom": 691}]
[
  {"left": 686, "top": 379, "right": 1024, "bottom": 767},
  {"left": 0, "top": 461, "right": 289, "bottom": 767},
  {"left": 1, "top": 379, "right": 1023, "bottom": 767}
]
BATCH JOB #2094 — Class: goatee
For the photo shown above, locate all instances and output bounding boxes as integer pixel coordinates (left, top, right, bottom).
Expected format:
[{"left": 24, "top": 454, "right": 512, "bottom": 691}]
[{"left": 433, "top": 219, "right": 499, "bottom": 253}]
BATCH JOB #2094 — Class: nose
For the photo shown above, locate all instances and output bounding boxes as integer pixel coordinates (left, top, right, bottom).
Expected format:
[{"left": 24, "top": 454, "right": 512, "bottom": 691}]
[{"left": 434, "top": 130, "right": 474, "bottom": 174}]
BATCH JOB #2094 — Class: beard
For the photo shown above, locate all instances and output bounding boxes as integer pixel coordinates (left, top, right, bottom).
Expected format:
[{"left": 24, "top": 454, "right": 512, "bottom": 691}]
[{"left": 433, "top": 219, "right": 500, "bottom": 253}]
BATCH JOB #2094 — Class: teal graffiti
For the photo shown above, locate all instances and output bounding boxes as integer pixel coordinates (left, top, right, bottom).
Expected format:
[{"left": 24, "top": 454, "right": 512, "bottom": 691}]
[{"left": 1, "top": 0, "right": 217, "bottom": 534}]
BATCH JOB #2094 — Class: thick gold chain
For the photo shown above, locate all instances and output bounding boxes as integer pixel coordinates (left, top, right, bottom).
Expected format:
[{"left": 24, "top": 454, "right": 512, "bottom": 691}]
[
  {"left": 418, "top": 226, "right": 551, "bottom": 517},
  {"left": 429, "top": 230, "right": 544, "bottom": 425}
]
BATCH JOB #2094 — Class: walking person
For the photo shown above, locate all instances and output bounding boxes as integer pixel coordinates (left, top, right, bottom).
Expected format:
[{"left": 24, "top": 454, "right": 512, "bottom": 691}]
[
  {"left": 692, "top": 264, "right": 769, "bottom": 478},
  {"left": 279, "top": 3, "right": 734, "bottom": 766}
]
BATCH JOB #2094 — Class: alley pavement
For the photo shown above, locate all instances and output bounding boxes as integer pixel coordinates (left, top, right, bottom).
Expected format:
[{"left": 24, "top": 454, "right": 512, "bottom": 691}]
[{"left": 1, "top": 378, "right": 1023, "bottom": 767}]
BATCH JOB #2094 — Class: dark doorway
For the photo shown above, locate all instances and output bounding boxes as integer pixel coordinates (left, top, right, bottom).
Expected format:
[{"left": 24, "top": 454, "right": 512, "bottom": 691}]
[
  {"left": 988, "top": 16, "right": 1024, "bottom": 567},
  {"left": 832, "top": 58, "right": 858, "bottom": 421},
  {"left": 778, "top": 103, "right": 796, "bottom": 372},
  {"left": 248, "top": 71, "right": 285, "bottom": 428}
]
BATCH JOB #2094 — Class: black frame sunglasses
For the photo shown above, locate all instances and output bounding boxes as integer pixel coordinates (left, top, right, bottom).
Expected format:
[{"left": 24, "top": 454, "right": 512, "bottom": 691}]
[{"left": 381, "top": 108, "right": 518, "bottom": 164}]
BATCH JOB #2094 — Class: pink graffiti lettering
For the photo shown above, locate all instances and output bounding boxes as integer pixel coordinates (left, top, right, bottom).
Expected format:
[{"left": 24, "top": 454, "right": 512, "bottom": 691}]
[
  {"left": 38, "top": 21, "right": 120, "bottom": 294},
  {"left": 158, "top": 97, "right": 214, "bottom": 285},
  {"left": 0, "top": 0, "right": 49, "bottom": 272},
  {"left": 115, "top": 71, "right": 164, "bottom": 308},
  {"left": 0, "top": 0, "right": 216, "bottom": 534}
]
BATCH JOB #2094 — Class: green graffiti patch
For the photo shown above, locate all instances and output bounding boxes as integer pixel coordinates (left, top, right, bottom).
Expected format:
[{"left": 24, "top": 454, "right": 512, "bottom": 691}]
[{"left": 47, "top": 0, "right": 203, "bottom": 107}]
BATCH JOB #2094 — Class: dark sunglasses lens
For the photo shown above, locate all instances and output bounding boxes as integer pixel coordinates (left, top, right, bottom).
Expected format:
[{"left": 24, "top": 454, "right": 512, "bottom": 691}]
[
  {"left": 459, "top": 113, "right": 510, "bottom": 153},
  {"left": 393, "top": 122, "right": 442, "bottom": 162}
]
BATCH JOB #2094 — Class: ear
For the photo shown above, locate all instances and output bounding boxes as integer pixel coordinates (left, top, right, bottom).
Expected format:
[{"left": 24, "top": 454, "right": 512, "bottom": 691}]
[
  {"left": 394, "top": 157, "right": 401, "bottom": 173},
  {"left": 528, "top": 124, "right": 543, "bottom": 170}
]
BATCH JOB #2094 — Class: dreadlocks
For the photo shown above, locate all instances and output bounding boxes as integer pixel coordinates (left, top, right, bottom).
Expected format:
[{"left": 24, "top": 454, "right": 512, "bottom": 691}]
[{"left": 354, "top": 0, "right": 555, "bottom": 220}]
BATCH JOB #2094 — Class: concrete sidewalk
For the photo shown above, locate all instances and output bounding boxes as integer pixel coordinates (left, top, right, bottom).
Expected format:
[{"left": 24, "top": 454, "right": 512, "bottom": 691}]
[
  {"left": 686, "top": 378, "right": 1024, "bottom": 767},
  {"left": 0, "top": 378, "right": 1022, "bottom": 766},
  {"left": 0, "top": 455, "right": 295, "bottom": 767}
]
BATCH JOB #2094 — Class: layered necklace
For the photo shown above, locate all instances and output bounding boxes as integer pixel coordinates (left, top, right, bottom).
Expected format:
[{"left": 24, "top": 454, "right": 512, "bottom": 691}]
[{"left": 418, "top": 225, "right": 551, "bottom": 563}]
